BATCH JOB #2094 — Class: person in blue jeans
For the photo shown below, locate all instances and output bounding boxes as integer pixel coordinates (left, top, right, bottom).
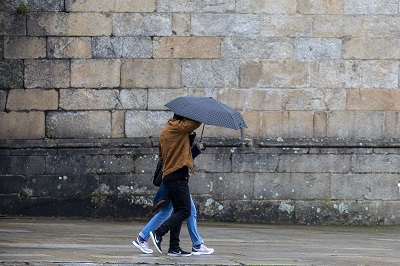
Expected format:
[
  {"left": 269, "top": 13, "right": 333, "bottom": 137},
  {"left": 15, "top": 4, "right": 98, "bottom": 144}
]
[{"left": 132, "top": 130, "right": 214, "bottom": 256}]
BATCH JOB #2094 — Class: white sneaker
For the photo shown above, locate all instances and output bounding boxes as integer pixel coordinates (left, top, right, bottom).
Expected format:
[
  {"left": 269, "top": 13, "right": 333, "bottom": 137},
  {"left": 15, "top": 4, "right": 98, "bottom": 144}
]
[
  {"left": 191, "top": 244, "right": 214, "bottom": 255},
  {"left": 132, "top": 238, "right": 153, "bottom": 254}
]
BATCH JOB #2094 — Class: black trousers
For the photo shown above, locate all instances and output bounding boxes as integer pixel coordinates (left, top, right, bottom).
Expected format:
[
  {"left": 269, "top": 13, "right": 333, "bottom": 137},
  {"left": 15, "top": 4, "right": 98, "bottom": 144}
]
[{"left": 154, "top": 178, "right": 191, "bottom": 250}]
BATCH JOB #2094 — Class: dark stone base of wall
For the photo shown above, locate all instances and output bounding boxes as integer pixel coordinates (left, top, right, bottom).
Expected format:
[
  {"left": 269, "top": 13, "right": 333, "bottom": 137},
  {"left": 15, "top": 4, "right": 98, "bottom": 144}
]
[{"left": 1, "top": 138, "right": 400, "bottom": 225}]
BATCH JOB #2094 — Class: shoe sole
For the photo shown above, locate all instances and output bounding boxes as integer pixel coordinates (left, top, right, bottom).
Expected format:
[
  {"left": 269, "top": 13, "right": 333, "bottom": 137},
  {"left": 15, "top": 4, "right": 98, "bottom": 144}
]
[
  {"left": 149, "top": 231, "right": 162, "bottom": 254},
  {"left": 132, "top": 240, "right": 153, "bottom": 254},
  {"left": 192, "top": 250, "right": 214, "bottom": 255},
  {"left": 168, "top": 253, "right": 192, "bottom": 257}
]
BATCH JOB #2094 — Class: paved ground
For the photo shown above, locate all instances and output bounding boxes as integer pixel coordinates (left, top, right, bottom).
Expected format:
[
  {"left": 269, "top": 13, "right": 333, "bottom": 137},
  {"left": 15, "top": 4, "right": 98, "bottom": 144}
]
[{"left": 0, "top": 217, "right": 399, "bottom": 266}]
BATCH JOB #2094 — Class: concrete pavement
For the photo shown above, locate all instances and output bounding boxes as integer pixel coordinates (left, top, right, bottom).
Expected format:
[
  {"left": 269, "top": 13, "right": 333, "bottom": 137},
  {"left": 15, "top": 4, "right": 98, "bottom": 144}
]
[{"left": 0, "top": 217, "right": 399, "bottom": 265}]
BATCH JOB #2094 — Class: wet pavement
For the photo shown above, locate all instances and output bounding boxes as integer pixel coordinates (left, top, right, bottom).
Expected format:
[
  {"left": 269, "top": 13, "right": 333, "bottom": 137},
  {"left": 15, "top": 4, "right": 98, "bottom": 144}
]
[{"left": 0, "top": 217, "right": 399, "bottom": 265}]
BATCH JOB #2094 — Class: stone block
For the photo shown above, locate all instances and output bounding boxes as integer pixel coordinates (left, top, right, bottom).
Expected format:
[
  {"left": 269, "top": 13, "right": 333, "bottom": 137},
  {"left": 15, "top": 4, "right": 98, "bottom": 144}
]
[
  {"left": 24, "top": 0, "right": 64, "bottom": 11},
  {"left": 241, "top": 111, "right": 261, "bottom": 138},
  {"left": 0, "top": 111, "right": 44, "bottom": 139},
  {"left": 147, "top": 88, "right": 206, "bottom": 110},
  {"left": 0, "top": 90, "right": 6, "bottom": 109},
  {"left": 66, "top": 0, "right": 115, "bottom": 12},
  {"left": 4, "top": 37, "right": 45, "bottom": 59},
  {"left": 125, "top": 110, "right": 171, "bottom": 138},
  {"left": 121, "top": 59, "right": 181, "bottom": 88},
  {"left": 0, "top": 155, "right": 45, "bottom": 175},
  {"left": 0, "top": 36, "right": 3, "bottom": 59},
  {"left": 60, "top": 89, "right": 147, "bottom": 110},
  {"left": 182, "top": 59, "right": 238, "bottom": 87},
  {"left": 46, "top": 111, "right": 112, "bottom": 139},
  {"left": 71, "top": 59, "right": 120, "bottom": 88},
  {"left": 158, "top": 0, "right": 235, "bottom": 12},
  {"left": 92, "top": 37, "right": 152, "bottom": 58},
  {"left": 311, "top": 60, "right": 398, "bottom": 89},
  {"left": 0, "top": 12, "right": 25, "bottom": 36},
  {"left": 153, "top": 37, "right": 220, "bottom": 59},
  {"left": 313, "top": 15, "right": 363, "bottom": 37},
  {"left": 191, "top": 14, "right": 260, "bottom": 36},
  {"left": 189, "top": 172, "right": 213, "bottom": 195},
  {"left": 218, "top": 88, "right": 282, "bottom": 111},
  {"left": 98, "top": 174, "right": 156, "bottom": 196},
  {"left": 212, "top": 173, "right": 255, "bottom": 200},
  {"left": 48, "top": 37, "right": 91, "bottom": 59},
  {"left": 331, "top": 173, "right": 400, "bottom": 200},
  {"left": 278, "top": 154, "right": 351, "bottom": 173},
  {"left": 7, "top": 89, "right": 58, "bottom": 111},
  {"left": 260, "top": 111, "right": 313, "bottom": 138},
  {"left": 282, "top": 88, "right": 346, "bottom": 111},
  {"left": 344, "top": 0, "right": 398, "bottom": 14},
  {"left": 28, "top": 13, "right": 112, "bottom": 36},
  {"left": 294, "top": 38, "right": 342, "bottom": 59},
  {"left": 25, "top": 59, "right": 70, "bottom": 88},
  {"left": 352, "top": 154, "right": 400, "bottom": 173},
  {"left": 375, "top": 201, "right": 400, "bottom": 225},
  {"left": 327, "top": 111, "right": 385, "bottom": 138},
  {"left": 111, "top": 110, "right": 125, "bottom": 138},
  {"left": 260, "top": 15, "right": 313, "bottom": 37},
  {"left": 343, "top": 38, "right": 400, "bottom": 59},
  {"left": 221, "top": 37, "right": 292, "bottom": 59},
  {"left": 113, "top": 13, "right": 171, "bottom": 36},
  {"left": 383, "top": 112, "right": 400, "bottom": 138},
  {"left": 240, "top": 60, "right": 310, "bottom": 88},
  {"left": 255, "top": 173, "right": 330, "bottom": 200},
  {"left": 298, "top": 0, "right": 328, "bottom": 14},
  {"left": 364, "top": 16, "right": 400, "bottom": 37},
  {"left": 236, "top": 0, "right": 297, "bottom": 14},
  {"left": 115, "top": 0, "right": 157, "bottom": 12},
  {"left": 313, "top": 111, "right": 327, "bottom": 137},
  {"left": 0, "top": 175, "right": 25, "bottom": 194},
  {"left": 346, "top": 89, "right": 400, "bottom": 111},
  {"left": 0, "top": 60, "right": 24, "bottom": 89},
  {"left": 194, "top": 153, "right": 231, "bottom": 173},
  {"left": 232, "top": 153, "right": 279, "bottom": 173},
  {"left": 172, "top": 13, "right": 190, "bottom": 36}
]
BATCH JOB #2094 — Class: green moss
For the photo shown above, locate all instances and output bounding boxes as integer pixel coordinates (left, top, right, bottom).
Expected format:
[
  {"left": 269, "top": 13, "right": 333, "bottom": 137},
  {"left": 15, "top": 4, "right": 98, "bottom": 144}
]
[{"left": 16, "top": 1, "right": 30, "bottom": 15}]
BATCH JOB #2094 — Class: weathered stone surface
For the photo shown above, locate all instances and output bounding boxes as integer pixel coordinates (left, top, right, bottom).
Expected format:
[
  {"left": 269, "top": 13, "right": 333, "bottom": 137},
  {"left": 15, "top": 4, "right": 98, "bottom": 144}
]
[
  {"left": 311, "top": 60, "right": 398, "bottom": 89},
  {"left": 383, "top": 112, "right": 400, "bottom": 138},
  {"left": 147, "top": 88, "right": 206, "bottom": 110},
  {"left": 195, "top": 153, "right": 231, "bottom": 173},
  {"left": 279, "top": 154, "right": 351, "bottom": 173},
  {"left": 236, "top": 0, "right": 297, "bottom": 14},
  {"left": 232, "top": 153, "right": 279, "bottom": 173},
  {"left": 313, "top": 111, "right": 328, "bottom": 137},
  {"left": 0, "top": 111, "right": 45, "bottom": 139},
  {"left": 260, "top": 111, "right": 314, "bottom": 138},
  {"left": 125, "top": 110, "right": 171, "bottom": 138},
  {"left": 352, "top": 154, "right": 400, "bottom": 173},
  {"left": 343, "top": 0, "right": 398, "bottom": 14},
  {"left": 260, "top": 15, "right": 313, "bottom": 37},
  {"left": 240, "top": 60, "right": 310, "bottom": 88},
  {"left": 25, "top": 59, "right": 70, "bottom": 88},
  {"left": 343, "top": 38, "right": 400, "bottom": 59},
  {"left": 48, "top": 37, "right": 91, "bottom": 59},
  {"left": 158, "top": 0, "right": 235, "bottom": 12},
  {"left": 313, "top": 15, "right": 364, "bottom": 37},
  {"left": 46, "top": 111, "right": 112, "bottom": 139},
  {"left": 0, "top": 12, "right": 26, "bottom": 36},
  {"left": 7, "top": 89, "right": 58, "bottom": 111},
  {"left": 66, "top": 0, "right": 115, "bottom": 12},
  {"left": 0, "top": 60, "right": 24, "bottom": 89},
  {"left": 172, "top": 13, "right": 190, "bottom": 36},
  {"left": 298, "top": 0, "right": 329, "bottom": 14},
  {"left": 111, "top": 110, "right": 125, "bottom": 138},
  {"left": 182, "top": 59, "right": 238, "bottom": 87},
  {"left": 28, "top": 13, "right": 112, "bottom": 36},
  {"left": 294, "top": 38, "right": 342, "bottom": 59},
  {"left": 218, "top": 88, "right": 282, "bottom": 111},
  {"left": 0, "top": 90, "right": 6, "bottom": 109},
  {"left": 115, "top": 0, "right": 157, "bottom": 12},
  {"left": 92, "top": 37, "right": 152, "bottom": 58},
  {"left": 212, "top": 173, "right": 255, "bottom": 200},
  {"left": 0, "top": 175, "right": 25, "bottom": 194},
  {"left": 22, "top": 0, "right": 64, "bottom": 11},
  {"left": 113, "top": 13, "right": 171, "bottom": 36},
  {"left": 221, "top": 37, "right": 292, "bottom": 59},
  {"left": 346, "top": 89, "right": 400, "bottom": 111},
  {"left": 191, "top": 14, "right": 260, "bottom": 36},
  {"left": 71, "top": 59, "right": 120, "bottom": 88},
  {"left": 327, "top": 111, "right": 385, "bottom": 138},
  {"left": 364, "top": 16, "right": 400, "bottom": 37},
  {"left": 153, "top": 37, "right": 220, "bottom": 58},
  {"left": 121, "top": 59, "right": 181, "bottom": 88},
  {"left": 4, "top": 37, "right": 46, "bottom": 59},
  {"left": 0, "top": 155, "right": 45, "bottom": 175}
]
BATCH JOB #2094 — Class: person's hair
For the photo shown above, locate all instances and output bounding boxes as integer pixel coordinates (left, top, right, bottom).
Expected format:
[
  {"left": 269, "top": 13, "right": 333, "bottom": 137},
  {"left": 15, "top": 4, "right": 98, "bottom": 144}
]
[{"left": 173, "top": 113, "right": 185, "bottom": 120}]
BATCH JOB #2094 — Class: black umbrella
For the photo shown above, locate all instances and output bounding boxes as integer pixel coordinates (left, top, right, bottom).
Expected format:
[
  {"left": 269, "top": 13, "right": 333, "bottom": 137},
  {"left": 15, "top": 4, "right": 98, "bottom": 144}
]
[{"left": 164, "top": 96, "right": 247, "bottom": 139}]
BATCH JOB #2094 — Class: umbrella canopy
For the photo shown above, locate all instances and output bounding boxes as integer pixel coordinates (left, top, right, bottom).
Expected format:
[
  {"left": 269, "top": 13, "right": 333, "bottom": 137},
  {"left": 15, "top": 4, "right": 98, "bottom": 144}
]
[{"left": 164, "top": 96, "right": 247, "bottom": 138}]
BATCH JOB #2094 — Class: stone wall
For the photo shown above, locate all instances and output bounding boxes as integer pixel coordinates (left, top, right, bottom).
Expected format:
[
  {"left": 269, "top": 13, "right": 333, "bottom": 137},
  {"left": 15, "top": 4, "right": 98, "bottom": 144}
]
[{"left": 1, "top": 0, "right": 400, "bottom": 225}]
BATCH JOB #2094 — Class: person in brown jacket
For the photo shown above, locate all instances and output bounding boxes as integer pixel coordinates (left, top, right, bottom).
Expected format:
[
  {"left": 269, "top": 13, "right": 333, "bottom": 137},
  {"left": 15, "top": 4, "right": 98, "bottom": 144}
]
[{"left": 149, "top": 114, "right": 202, "bottom": 256}]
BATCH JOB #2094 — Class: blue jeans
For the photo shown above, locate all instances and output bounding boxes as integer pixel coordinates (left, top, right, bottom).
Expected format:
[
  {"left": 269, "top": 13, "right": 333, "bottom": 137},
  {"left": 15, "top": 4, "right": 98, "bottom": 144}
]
[{"left": 139, "top": 195, "right": 203, "bottom": 246}]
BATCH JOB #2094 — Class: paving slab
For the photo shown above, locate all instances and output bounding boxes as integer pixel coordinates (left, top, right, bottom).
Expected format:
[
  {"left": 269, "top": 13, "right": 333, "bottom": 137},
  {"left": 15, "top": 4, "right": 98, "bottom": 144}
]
[{"left": 0, "top": 217, "right": 399, "bottom": 265}]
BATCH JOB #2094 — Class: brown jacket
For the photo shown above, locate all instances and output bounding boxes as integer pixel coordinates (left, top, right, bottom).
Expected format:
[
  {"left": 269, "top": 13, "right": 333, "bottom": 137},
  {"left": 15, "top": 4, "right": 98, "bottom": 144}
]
[{"left": 158, "top": 118, "right": 201, "bottom": 178}]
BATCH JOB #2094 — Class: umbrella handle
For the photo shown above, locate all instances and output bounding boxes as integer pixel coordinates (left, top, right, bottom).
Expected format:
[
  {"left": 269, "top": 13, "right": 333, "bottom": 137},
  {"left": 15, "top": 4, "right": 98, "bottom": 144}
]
[{"left": 200, "top": 124, "right": 205, "bottom": 142}]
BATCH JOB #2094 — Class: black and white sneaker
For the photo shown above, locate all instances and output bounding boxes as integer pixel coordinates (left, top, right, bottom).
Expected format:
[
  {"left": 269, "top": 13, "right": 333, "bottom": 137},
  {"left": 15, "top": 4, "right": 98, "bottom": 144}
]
[
  {"left": 167, "top": 247, "right": 192, "bottom": 257},
  {"left": 149, "top": 231, "right": 162, "bottom": 253}
]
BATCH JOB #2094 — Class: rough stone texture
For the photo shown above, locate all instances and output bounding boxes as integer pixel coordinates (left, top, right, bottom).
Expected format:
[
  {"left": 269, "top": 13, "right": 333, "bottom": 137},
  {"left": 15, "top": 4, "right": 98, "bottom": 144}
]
[
  {"left": 0, "top": 112, "right": 44, "bottom": 139},
  {"left": 260, "top": 15, "right": 313, "bottom": 37},
  {"left": 25, "top": 59, "right": 70, "bottom": 88},
  {"left": 4, "top": 37, "right": 46, "bottom": 59},
  {"left": 92, "top": 37, "right": 152, "bottom": 59},
  {"left": 112, "top": 13, "right": 171, "bottom": 36},
  {"left": 125, "top": 110, "right": 171, "bottom": 138},
  {"left": 236, "top": 0, "right": 297, "bottom": 14},
  {"left": 71, "top": 59, "right": 120, "bottom": 88},
  {"left": 313, "top": 15, "right": 364, "bottom": 37},
  {"left": 0, "top": 90, "right": 7, "bottom": 109},
  {"left": 343, "top": 0, "right": 398, "bottom": 14},
  {"left": 346, "top": 89, "right": 400, "bottom": 111},
  {"left": 260, "top": 111, "right": 314, "bottom": 138},
  {"left": 0, "top": 59, "right": 23, "bottom": 89},
  {"left": 172, "top": 13, "right": 190, "bottom": 36},
  {"left": 7, "top": 89, "right": 58, "bottom": 111},
  {"left": 343, "top": 38, "right": 400, "bottom": 59},
  {"left": 294, "top": 38, "right": 342, "bottom": 59},
  {"left": 47, "top": 37, "right": 91, "bottom": 59}
]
